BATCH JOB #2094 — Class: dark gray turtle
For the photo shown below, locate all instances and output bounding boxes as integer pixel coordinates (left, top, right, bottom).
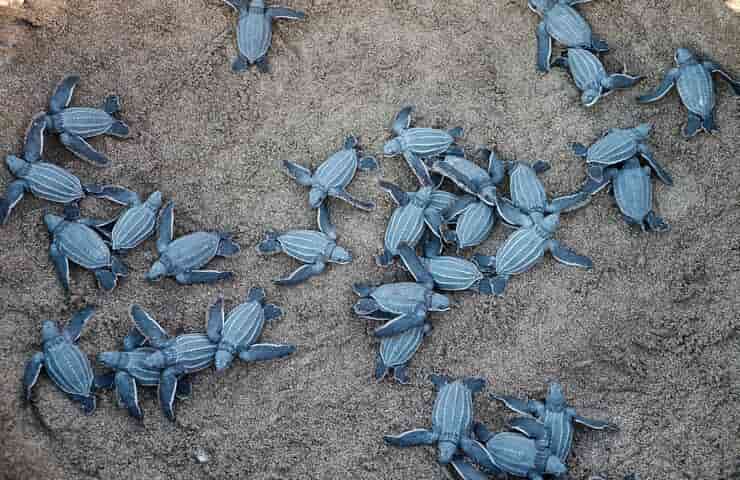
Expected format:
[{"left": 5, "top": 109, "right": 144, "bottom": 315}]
[
  {"left": 572, "top": 123, "right": 673, "bottom": 186},
  {"left": 638, "top": 48, "right": 740, "bottom": 137},
  {"left": 31, "top": 75, "right": 130, "bottom": 167},
  {"left": 0, "top": 116, "right": 136, "bottom": 224},
  {"left": 45, "top": 213, "right": 128, "bottom": 292},
  {"left": 108, "top": 191, "right": 164, "bottom": 252},
  {"left": 206, "top": 288, "right": 295, "bottom": 372},
  {"left": 146, "top": 201, "right": 240, "bottom": 285},
  {"left": 491, "top": 381, "right": 618, "bottom": 463},
  {"left": 223, "top": 0, "right": 305, "bottom": 73},
  {"left": 450, "top": 420, "right": 568, "bottom": 480},
  {"left": 128, "top": 305, "right": 219, "bottom": 420},
  {"left": 377, "top": 181, "right": 457, "bottom": 266},
  {"left": 502, "top": 159, "right": 588, "bottom": 217},
  {"left": 529, "top": 0, "right": 608, "bottom": 72},
  {"left": 442, "top": 195, "right": 496, "bottom": 250},
  {"left": 374, "top": 322, "right": 431, "bottom": 384},
  {"left": 384, "top": 107, "right": 464, "bottom": 186},
  {"left": 582, "top": 157, "right": 669, "bottom": 232},
  {"left": 283, "top": 135, "right": 377, "bottom": 211},
  {"left": 474, "top": 212, "right": 592, "bottom": 295},
  {"left": 431, "top": 151, "right": 506, "bottom": 207},
  {"left": 97, "top": 326, "right": 192, "bottom": 420},
  {"left": 552, "top": 48, "right": 642, "bottom": 106},
  {"left": 23, "top": 307, "right": 113, "bottom": 414},
  {"left": 384, "top": 375, "right": 494, "bottom": 467},
  {"left": 257, "top": 203, "right": 351, "bottom": 285}
]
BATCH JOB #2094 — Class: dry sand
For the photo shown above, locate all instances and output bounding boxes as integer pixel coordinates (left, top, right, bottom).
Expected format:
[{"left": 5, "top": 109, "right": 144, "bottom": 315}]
[{"left": 1, "top": 1, "right": 739, "bottom": 479}]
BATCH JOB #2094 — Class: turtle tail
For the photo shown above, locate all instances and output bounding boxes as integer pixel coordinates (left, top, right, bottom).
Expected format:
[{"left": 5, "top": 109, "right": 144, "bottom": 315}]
[
  {"left": 111, "top": 256, "right": 129, "bottom": 277},
  {"left": 256, "top": 231, "right": 282, "bottom": 255}
]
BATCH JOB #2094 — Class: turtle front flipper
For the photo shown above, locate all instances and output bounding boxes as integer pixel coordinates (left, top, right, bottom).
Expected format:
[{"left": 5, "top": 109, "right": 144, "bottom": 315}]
[
  {"left": 0, "top": 180, "right": 28, "bottom": 225},
  {"left": 508, "top": 417, "right": 545, "bottom": 438},
  {"left": 267, "top": 7, "right": 305, "bottom": 20},
  {"left": 353, "top": 297, "right": 380, "bottom": 316},
  {"left": 398, "top": 244, "right": 434, "bottom": 287},
  {"left": 604, "top": 73, "right": 642, "bottom": 90},
  {"left": 222, "top": 0, "right": 241, "bottom": 10},
  {"left": 273, "top": 262, "right": 324, "bottom": 286},
  {"left": 459, "top": 437, "right": 500, "bottom": 474},
  {"left": 123, "top": 326, "right": 147, "bottom": 351},
  {"left": 330, "top": 188, "right": 375, "bottom": 211},
  {"left": 590, "top": 35, "right": 608, "bottom": 53},
  {"left": 489, "top": 393, "right": 536, "bottom": 416},
  {"left": 129, "top": 305, "right": 169, "bottom": 347},
  {"left": 636, "top": 144, "right": 673, "bottom": 186},
  {"left": 705, "top": 61, "right": 740, "bottom": 95},
  {"left": 282, "top": 160, "right": 314, "bottom": 186},
  {"left": 571, "top": 142, "right": 588, "bottom": 158},
  {"left": 383, "top": 428, "right": 438, "bottom": 447},
  {"left": 23, "top": 352, "right": 45, "bottom": 400},
  {"left": 49, "top": 74, "right": 80, "bottom": 114},
  {"left": 378, "top": 180, "right": 409, "bottom": 206},
  {"left": 573, "top": 414, "right": 618, "bottom": 431},
  {"left": 535, "top": 22, "right": 552, "bottom": 72},
  {"left": 547, "top": 240, "right": 592, "bottom": 269},
  {"left": 156, "top": 201, "right": 175, "bottom": 254},
  {"left": 637, "top": 68, "right": 679, "bottom": 103},
  {"left": 374, "top": 312, "right": 425, "bottom": 338},
  {"left": 496, "top": 198, "right": 531, "bottom": 228},
  {"left": 24, "top": 112, "right": 47, "bottom": 162},
  {"left": 175, "top": 270, "right": 234, "bottom": 284},
  {"left": 63, "top": 306, "right": 95, "bottom": 342},
  {"left": 158, "top": 368, "right": 181, "bottom": 421},
  {"left": 115, "top": 371, "right": 143, "bottom": 420},
  {"left": 403, "top": 150, "right": 433, "bottom": 187},
  {"left": 449, "top": 458, "right": 491, "bottom": 480},
  {"left": 59, "top": 133, "right": 111, "bottom": 167},
  {"left": 257, "top": 231, "right": 283, "bottom": 255},
  {"left": 317, "top": 202, "right": 337, "bottom": 239},
  {"left": 84, "top": 185, "right": 140, "bottom": 206},
  {"left": 49, "top": 242, "right": 71, "bottom": 291},
  {"left": 580, "top": 174, "right": 611, "bottom": 196},
  {"left": 547, "top": 191, "right": 590, "bottom": 213},
  {"left": 238, "top": 343, "right": 296, "bottom": 362},
  {"left": 207, "top": 295, "right": 225, "bottom": 343}
]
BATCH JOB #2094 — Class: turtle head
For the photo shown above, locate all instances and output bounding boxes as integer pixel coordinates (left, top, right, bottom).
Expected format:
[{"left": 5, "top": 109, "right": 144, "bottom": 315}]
[
  {"left": 144, "top": 191, "right": 163, "bottom": 211},
  {"left": 250, "top": 0, "right": 265, "bottom": 7},
  {"left": 44, "top": 213, "right": 64, "bottom": 233},
  {"left": 97, "top": 351, "right": 124, "bottom": 369},
  {"left": 545, "top": 456, "right": 568, "bottom": 476},
  {"left": 527, "top": 0, "right": 552, "bottom": 15},
  {"left": 479, "top": 185, "right": 498, "bottom": 206},
  {"left": 430, "top": 292, "right": 450, "bottom": 312},
  {"left": 6, "top": 154, "right": 28, "bottom": 176},
  {"left": 675, "top": 48, "right": 696, "bottom": 65},
  {"left": 383, "top": 138, "right": 402, "bottom": 156},
  {"left": 215, "top": 349, "right": 235, "bottom": 372},
  {"left": 581, "top": 88, "right": 602, "bottom": 108},
  {"left": 41, "top": 320, "right": 60, "bottom": 342},
  {"left": 634, "top": 122, "right": 652, "bottom": 138},
  {"left": 308, "top": 187, "right": 327, "bottom": 209},
  {"left": 541, "top": 213, "right": 560, "bottom": 234},
  {"left": 145, "top": 261, "right": 168, "bottom": 282},
  {"left": 437, "top": 441, "right": 457, "bottom": 464},
  {"left": 545, "top": 382, "right": 567, "bottom": 411},
  {"left": 330, "top": 244, "right": 352, "bottom": 264},
  {"left": 144, "top": 350, "right": 167, "bottom": 369}
]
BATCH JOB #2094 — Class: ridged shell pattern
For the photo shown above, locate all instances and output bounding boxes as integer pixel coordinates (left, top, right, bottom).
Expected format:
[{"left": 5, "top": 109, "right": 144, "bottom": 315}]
[
  {"left": 44, "top": 335, "right": 94, "bottom": 396},
  {"left": 55, "top": 108, "right": 113, "bottom": 137},
  {"left": 57, "top": 222, "right": 111, "bottom": 269},
  {"left": 496, "top": 227, "right": 547, "bottom": 276},
  {"left": 278, "top": 230, "right": 332, "bottom": 263},
  {"left": 25, "top": 163, "right": 84, "bottom": 203},
  {"left": 371, "top": 283, "right": 428, "bottom": 314},
  {"left": 432, "top": 381, "right": 473, "bottom": 443},
  {"left": 379, "top": 325, "right": 426, "bottom": 368},
  {"left": 160, "top": 232, "right": 220, "bottom": 272},
  {"left": 544, "top": 4, "right": 592, "bottom": 47},
  {"left": 677, "top": 63, "right": 715, "bottom": 116},
  {"left": 238, "top": 8, "right": 271, "bottom": 62}
]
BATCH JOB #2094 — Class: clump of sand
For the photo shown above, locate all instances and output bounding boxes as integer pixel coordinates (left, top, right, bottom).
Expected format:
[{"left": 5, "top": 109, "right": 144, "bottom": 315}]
[{"left": 727, "top": 1, "right": 740, "bottom": 13}]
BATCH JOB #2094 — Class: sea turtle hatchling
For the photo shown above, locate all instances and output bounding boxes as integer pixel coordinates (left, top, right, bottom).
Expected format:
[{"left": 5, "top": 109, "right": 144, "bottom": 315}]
[
  {"left": 206, "top": 288, "right": 295, "bottom": 372},
  {"left": 222, "top": 0, "right": 305, "bottom": 73},
  {"left": 30, "top": 75, "right": 130, "bottom": 167},
  {"left": 257, "top": 203, "right": 351, "bottom": 285},
  {"left": 441, "top": 195, "right": 496, "bottom": 251},
  {"left": 283, "top": 135, "right": 378, "bottom": 211},
  {"left": 377, "top": 181, "right": 457, "bottom": 266},
  {"left": 637, "top": 48, "right": 740, "bottom": 137},
  {"left": 23, "top": 307, "right": 113, "bottom": 414},
  {"left": 572, "top": 123, "right": 672, "bottom": 186},
  {"left": 146, "top": 201, "right": 241, "bottom": 285},
  {"left": 374, "top": 322, "right": 431, "bottom": 384},
  {"left": 431, "top": 150, "right": 506, "bottom": 208},
  {"left": 528, "top": 0, "right": 608, "bottom": 72},
  {"left": 474, "top": 212, "right": 592, "bottom": 295},
  {"left": 384, "top": 375, "right": 494, "bottom": 467},
  {"left": 0, "top": 115, "right": 136, "bottom": 224},
  {"left": 582, "top": 157, "right": 670, "bottom": 232},
  {"left": 552, "top": 48, "right": 642, "bottom": 107},
  {"left": 490, "top": 381, "right": 618, "bottom": 463},
  {"left": 128, "top": 304, "right": 219, "bottom": 420},
  {"left": 384, "top": 107, "right": 464, "bottom": 186},
  {"left": 45, "top": 213, "right": 129, "bottom": 292}
]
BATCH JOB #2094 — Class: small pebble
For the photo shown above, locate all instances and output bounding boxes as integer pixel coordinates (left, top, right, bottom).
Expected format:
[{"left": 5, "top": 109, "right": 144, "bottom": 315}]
[{"left": 193, "top": 448, "right": 210, "bottom": 464}]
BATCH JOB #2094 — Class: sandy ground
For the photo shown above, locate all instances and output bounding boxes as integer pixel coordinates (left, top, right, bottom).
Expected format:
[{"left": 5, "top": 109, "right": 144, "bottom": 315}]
[{"left": 1, "top": 1, "right": 739, "bottom": 479}]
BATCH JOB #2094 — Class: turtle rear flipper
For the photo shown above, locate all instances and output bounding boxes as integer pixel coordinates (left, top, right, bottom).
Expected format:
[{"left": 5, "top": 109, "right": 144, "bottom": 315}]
[
  {"left": 239, "top": 343, "right": 296, "bottom": 362},
  {"left": 175, "top": 270, "right": 233, "bottom": 284},
  {"left": 352, "top": 283, "right": 374, "bottom": 297},
  {"left": 449, "top": 458, "right": 490, "bottom": 480},
  {"left": 590, "top": 35, "right": 608, "bottom": 52},
  {"left": 491, "top": 275, "right": 509, "bottom": 295},
  {"left": 111, "top": 256, "right": 129, "bottom": 277},
  {"left": 75, "top": 394, "right": 96, "bottom": 415},
  {"left": 645, "top": 211, "right": 669, "bottom": 233},
  {"left": 374, "top": 353, "right": 389, "bottom": 381},
  {"left": 257, "top": 231, "right": 282, "bottom": 254},
  {"left": 60, "top": 133, "right": 110, "bottom": 167},
  {"left": 232, "top": 55, "right": 250, "bottom": 73},
  {"left": 263, "top": 304, "right": 283, "bottom": 322},
  {"left": 683, "top": 113, "right": 703, "bottom": 138},
  {"left": 217, "top": 234, "right": 240, "bottom": 257},
  {"left": 0, "top": 180, "right": 28, "bottom": 224},
  {"left": 102, "top": 95, "right": 122, "bottom": 114},
  {"left": 273, "top": 262, "right": 324, "bottom": 286},
  {"left": 108, "top": 120, "right": 130, "bottom": 138},
  {"left": 571, "top": 142, "right": 588, "bottom": 158},
  {"left": 702, "top": 110, "right": 718, "bottom": 134},
  {"left": 95, "top": 269, "right": 118, "bottom": 291},
  {"left": 358, "top": 155, "right": 378, "bottom": 171},
  {"left": 535, "top": 21, "right": 552, "bottom": 72}
]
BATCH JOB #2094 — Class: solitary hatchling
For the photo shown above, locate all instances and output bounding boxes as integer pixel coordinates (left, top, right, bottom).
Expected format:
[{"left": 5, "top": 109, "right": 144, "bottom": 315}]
[
  {"left": 384, "top": 375, "right": 494, "bottom": 467},
  {"left": 572, "top": 123, "right": 673, "bottom": 186},
  {"left": 222, "top": 0, "right": 305, "bottom": 73},
  {"left": 257, "top": 203, "right": 351, "bottom": 285},
  {"left": 31, "top": 75, "right": 130, "bottom": 167},
  {"left": 24, "top": 307, "right": 113, "bottom": 414},
  {"left": 638, "top": 48, "right": 740, "bottom": 137},
  {"left": 283, "top": 135, "right": 377, "bottom": 211},
  {"left": 207, "top": 288, "right": 295, "bottom": 372},
  {"left": 491, "top": 381, "right": 618, "bottom": 463},
  {"left": 374, "top": 322, "right": 431, "bottom": 384},
  {"left": 528, "top": 0, "right": 608, "bottom": 72},
  {"left": 384, "top": 107, "right": 464, "bottom": 186},
  {"left": 552, "top": 48, "right": 642, "bottom": 106},
  {"left": 146, "top": 201, "right": 241, "bottom": 285}
]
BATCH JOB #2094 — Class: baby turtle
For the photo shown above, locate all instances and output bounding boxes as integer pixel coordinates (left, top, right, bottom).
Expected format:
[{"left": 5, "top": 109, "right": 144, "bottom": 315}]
[
  {"left": 442, "top": 196, "right": 496, "bottom": 250},
  {"left": 431, "top": 150, "right": 506, "bottom": 207},
  {"left": 128, "top": 304, "right": 219, "bottom": 420},
  {"left": 450, "top": 420, "right": 569, "bottom": 480},
  {"left": 146, "top": 201, "right": 240, "bottom": 285},
  {"left": 31, "top": 75, "right": 129, "bottom": 167},
  {"left": 503, "top": 159, "right": 588, "bottom": 216},
  {"left": 107, "top": 191, "right": 164, "bottom": 252},
  {"left": 207, "top": 288, "right": 295, "bottom": 372},
  {"left": 638, "top": 48, "right": 740, "bottom": 137},
  {"left": 384, "top": 107, "right": 464, "bottom": 186},
  {"left": 283, "top": 135, "right": 377, "bottom": 211},
  {"left": 552, "top": 48, "right": 642, "bottom": 106},
  {"left": 572, "top": 123, "right": 673, "bottom": 186},
  {"left": 257, "top": 203, "right": 351, "bottom": 285},
  {"left": 45, "top": 213, "right": 128, "bottom": 291},
  {"left": 98, "top": 326, "right": 192, "bottom": 420},
  {"left": 491, "top": 381, "right": 617, "bottom": 463},
  {"left": 582, "top": 157, "right": 669, "bottom": 232},
  {"left": 529, "top": 0, "right": 608, "bottom": 72},
  {"left": 24, "top": 307, "right": 113, "bottom": 414},
  {"left": 375, "top": 322, "right": 431, "bottom": 384},
  {"left": 0, "top": 116, "right": 135, "bottom": 224},
  {"left": 377, "top": 181, "right": 456, "bottom": 266},
  {"left": 223, "top": 0, "right": 305, "bottom": 73},
  {"left": 384, "top": 375, "right": 494, "bottom": 466},
  {"left": 474, "top": 212, "right": 592, "bottom": 295}
]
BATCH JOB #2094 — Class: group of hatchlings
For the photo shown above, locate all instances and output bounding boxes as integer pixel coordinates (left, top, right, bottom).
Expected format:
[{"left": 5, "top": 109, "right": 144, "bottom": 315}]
[{"left": 2, "top": 1, "right": 738, "bottom": 478}]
